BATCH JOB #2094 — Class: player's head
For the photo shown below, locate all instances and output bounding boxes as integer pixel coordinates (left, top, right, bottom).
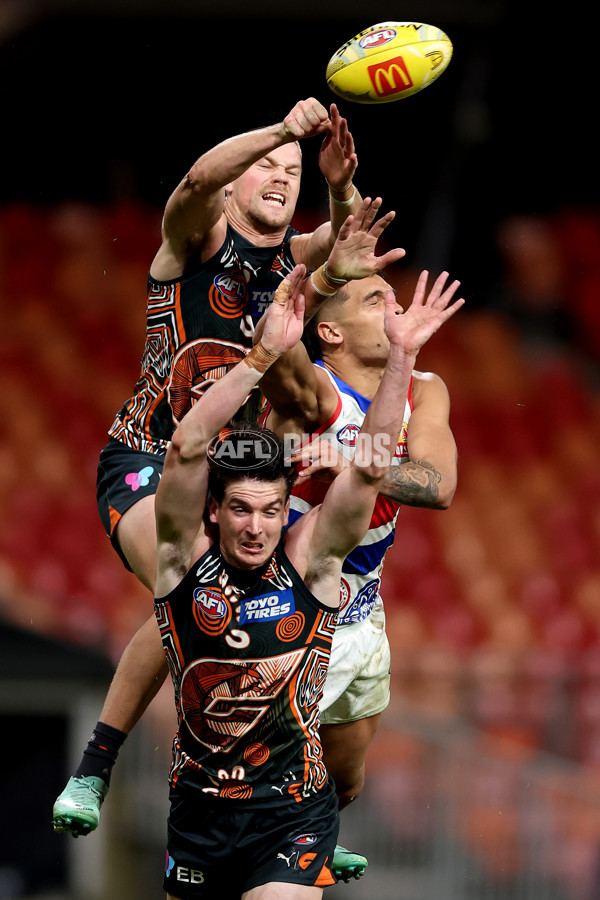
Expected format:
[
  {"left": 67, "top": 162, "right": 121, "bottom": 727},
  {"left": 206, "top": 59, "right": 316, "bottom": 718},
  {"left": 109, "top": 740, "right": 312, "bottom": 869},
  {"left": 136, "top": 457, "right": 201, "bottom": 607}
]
[
  {"left": 207, "top": 423, "right": 298, "bottom": 569},
  {"left": 303, "top": 274, "right": 400, "bottom": 366},
  {"left": 225, "top": 143, "right": 302, "bottom": 233}
]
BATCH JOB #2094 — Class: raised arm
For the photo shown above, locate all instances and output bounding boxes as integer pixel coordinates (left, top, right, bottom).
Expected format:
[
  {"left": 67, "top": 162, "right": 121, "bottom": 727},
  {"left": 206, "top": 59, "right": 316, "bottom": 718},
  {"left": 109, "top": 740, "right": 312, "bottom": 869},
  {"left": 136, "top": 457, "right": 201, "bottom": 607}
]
[
  {"left": 305, "top": 195, "right": 406, "bottom": 315},
  {"left": 152, "top": 98, "right": 332, "bottom": 279},
  {"left": 154, "top": 266, "right": 307, "bottom": 595},
  {"left": 379, "top": 371, "right": 458, "bottom": 509},
  {"left": 256, "top": 197, "right": 406, "bottom": 427},
  {"left": 302, "top": 272, "right": 464, "bottom": 601},
  {"left": 291, "top": 104, "right": 365, "bottom": 269}
]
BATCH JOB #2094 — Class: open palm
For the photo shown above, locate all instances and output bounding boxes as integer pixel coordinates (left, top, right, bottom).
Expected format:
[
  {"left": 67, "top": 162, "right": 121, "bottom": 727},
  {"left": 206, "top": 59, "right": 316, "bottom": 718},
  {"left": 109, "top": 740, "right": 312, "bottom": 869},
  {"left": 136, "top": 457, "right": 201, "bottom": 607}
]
[
  {"left": 327, "top": 197, "right": 405, "bottom": 280},
  {"left": 384, "top": 270, "right": 465, "bottom": 354},
  {"left": 260, "top": 264, "right": 307, "bottom": 355}
]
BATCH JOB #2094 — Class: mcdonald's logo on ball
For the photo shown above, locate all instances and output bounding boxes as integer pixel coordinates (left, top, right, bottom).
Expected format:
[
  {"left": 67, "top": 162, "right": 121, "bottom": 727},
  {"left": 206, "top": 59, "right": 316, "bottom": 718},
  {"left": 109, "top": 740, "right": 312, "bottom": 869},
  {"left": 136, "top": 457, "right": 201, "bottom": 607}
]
[
  {"left": 368, "top": 57, "right": 413, "bottom": 97},
  {"left": 326, "top": 21, "right": 453, "bottom": 104}
]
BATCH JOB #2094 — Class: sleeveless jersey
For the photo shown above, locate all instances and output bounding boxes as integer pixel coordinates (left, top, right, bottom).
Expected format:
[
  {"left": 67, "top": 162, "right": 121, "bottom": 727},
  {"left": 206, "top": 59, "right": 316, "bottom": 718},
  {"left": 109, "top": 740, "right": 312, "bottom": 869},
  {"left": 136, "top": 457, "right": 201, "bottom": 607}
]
[
  {"left": 109, "top": 224, "right": 299, "bottom": 454},
  {"left": 154, "top": 541, "right": 338, "bottom": 808},
  {"left": 288, "top": 362, "right": 413, "bottom": 626}
]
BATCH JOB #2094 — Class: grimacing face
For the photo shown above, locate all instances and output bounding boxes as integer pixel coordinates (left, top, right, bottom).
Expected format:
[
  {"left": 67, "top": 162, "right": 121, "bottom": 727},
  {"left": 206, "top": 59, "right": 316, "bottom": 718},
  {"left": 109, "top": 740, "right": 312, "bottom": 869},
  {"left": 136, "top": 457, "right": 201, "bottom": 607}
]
[
  {"left": 227, "top": 143, "right": 302, "bottom": 232},
  {"left": 208, "top": 477, "right": 290, "bottom": 570},
  {"left": 321, "top": 275, "right": 401, "bottom": 364}
]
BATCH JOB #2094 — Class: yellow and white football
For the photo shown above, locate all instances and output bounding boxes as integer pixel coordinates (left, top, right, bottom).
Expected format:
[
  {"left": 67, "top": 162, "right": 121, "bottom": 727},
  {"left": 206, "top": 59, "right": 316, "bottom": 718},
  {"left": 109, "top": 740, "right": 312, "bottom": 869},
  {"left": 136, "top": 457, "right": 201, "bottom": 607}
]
[{"left": 326, "top": 22, "right": 453, "bottom": 104}]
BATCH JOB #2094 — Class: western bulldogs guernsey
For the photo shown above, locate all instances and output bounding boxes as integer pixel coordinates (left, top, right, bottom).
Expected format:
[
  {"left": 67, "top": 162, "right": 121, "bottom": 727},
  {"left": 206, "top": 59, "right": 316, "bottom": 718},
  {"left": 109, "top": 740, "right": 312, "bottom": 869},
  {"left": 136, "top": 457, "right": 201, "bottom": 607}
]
[
  {"left": 109, "top": 224, "right": 299, "bottom": 455},
  {"left": 289, "top": 362, "right": 413, "bottom": 626},
  {"left": 154, "top": 541, "right": 338, "bottom": 807}
]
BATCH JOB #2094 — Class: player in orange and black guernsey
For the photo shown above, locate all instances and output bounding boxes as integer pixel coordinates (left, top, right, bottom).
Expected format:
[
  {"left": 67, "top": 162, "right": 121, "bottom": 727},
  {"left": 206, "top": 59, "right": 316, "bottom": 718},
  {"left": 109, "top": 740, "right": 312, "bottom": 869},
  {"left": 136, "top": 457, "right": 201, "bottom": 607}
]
[
  {"left": 152, "top": 263, "right": 462, "bottom": 898},
  {"left": 101, "top": 98, "right": 362, "bottom": 586},
  {"left": 53, "top": 98, "right": 362, "bottom": 829},
  {"left": 92, "top": 96, "right": 361, "bottom": 737}
]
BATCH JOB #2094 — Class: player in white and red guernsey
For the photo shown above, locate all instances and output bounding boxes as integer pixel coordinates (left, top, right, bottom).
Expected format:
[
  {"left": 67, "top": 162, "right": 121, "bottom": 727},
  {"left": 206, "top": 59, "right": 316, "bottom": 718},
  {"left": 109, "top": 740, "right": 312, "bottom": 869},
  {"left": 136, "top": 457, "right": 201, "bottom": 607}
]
[
  {"left": 259, "top": 251, "right": 460, "bottom": 831},
  {"left": 288, "top": 360, "right": 412, "bottom": 626}
]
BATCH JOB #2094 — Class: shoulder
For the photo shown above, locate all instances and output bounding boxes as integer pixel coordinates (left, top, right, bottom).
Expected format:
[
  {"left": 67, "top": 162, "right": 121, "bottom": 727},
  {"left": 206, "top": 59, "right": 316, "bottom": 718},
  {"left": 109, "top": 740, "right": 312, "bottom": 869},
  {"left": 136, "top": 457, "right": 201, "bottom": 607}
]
[
  {"left": 408, "top": 371, "right": 452, "bottom": 426},
  {"left": 312, "top": 364, "right": 340, "bottom": 424},
  {"left": 411, "top": 369, "right": 450, "bottom": 404},
  {"left": 150, "top": 216, "right": 228, "bottom": 281},
  {"left": 285, "top": 225, "right": 301, "bottom": 243}
]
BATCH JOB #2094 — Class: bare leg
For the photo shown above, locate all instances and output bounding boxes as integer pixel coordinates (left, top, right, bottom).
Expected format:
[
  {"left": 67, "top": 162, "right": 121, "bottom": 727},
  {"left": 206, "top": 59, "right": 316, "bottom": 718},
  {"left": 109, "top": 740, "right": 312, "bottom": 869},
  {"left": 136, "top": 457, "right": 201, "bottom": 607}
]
[
  {"left": 99, "top": 494, "right": 168, "bottom": 732},
  {"left": 115, "top": 493, "right": 159, "bottom": 592},
  {"left": 320, "top": 713, "right": 381, "bottom": 809},
  {"left": 242, "top": 884, "right": 322, "bottom": 899},
  {"left": 99, "top": 613, "right": 168, "bottom": 732},
  {"left": 53, "top": 495, "right": 168, "bottom": 834},
  {"left": 169, "top": 882, "right": 323, "bottom": 899}
]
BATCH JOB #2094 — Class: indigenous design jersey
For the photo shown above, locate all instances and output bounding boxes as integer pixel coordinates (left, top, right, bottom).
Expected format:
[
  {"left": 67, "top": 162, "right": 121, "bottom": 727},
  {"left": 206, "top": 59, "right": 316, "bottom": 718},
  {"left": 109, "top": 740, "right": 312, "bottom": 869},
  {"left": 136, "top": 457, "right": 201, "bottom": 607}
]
[
  {"left": 109, "top": 224, "right": 299, "bottom": 455},
  {"left": 154, "top": 541, "right": 337, "bottom": 808},
  {"left": 289, "top": 362, "right": 413, "bottom": 626}
]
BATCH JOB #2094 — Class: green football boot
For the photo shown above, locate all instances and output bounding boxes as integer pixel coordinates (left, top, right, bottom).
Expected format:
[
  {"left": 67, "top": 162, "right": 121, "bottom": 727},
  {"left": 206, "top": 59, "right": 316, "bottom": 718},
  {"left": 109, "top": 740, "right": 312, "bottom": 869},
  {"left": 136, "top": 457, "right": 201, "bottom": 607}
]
[
  {"left": 52, "top": 775, "right": 108, "bottom": 837},
  {"left": 331, "top": 844, "right": 368, "bottom": 882}
]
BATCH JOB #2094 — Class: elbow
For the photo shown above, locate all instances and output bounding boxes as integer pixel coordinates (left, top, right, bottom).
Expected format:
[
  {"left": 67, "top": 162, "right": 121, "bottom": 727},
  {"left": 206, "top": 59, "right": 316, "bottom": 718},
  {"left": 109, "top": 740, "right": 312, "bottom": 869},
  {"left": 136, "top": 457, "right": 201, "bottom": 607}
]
[
  {"left": 171, "top": 423, "right": 210, "bottom": 464},
  {"left": 436, "top": 479, "right": 457, "bottom": 510},
  {"left": 353, "top": 461, "right": 388, "bottom": 490},
  {"left": 184, "top": 160, "right": 215, "bottom": 196}
]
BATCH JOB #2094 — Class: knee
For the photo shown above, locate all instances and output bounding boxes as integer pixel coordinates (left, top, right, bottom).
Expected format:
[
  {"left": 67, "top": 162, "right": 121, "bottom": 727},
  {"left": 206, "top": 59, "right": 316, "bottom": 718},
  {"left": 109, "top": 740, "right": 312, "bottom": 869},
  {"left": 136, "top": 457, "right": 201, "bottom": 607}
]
[{"left": 334, "top": 769, "right": 365, "bottom": 811}]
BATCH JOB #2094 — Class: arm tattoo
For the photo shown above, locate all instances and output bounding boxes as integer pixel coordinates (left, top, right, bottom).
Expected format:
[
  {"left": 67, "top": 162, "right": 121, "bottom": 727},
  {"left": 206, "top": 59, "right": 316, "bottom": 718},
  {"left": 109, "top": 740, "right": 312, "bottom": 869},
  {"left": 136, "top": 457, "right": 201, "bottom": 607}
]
[{"left": 381, "top": 459, "right": 442, "bottom": 507}]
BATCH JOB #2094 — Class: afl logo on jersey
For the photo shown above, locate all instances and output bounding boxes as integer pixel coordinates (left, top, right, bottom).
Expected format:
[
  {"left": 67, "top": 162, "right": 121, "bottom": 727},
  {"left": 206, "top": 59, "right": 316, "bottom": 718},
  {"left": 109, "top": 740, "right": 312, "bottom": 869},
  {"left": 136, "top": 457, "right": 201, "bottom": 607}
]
[
  {"left": 209, "top": 272, "right": 247, "bottom": 318},
  {"left": 192, "top": 587, "right": 232, "bottom": 635},
  {"left": 337, "top": 423, "right": 360, "bottom": 446},
  {"left": 194, "top": 588, "right": 227, "bottom": 618}
]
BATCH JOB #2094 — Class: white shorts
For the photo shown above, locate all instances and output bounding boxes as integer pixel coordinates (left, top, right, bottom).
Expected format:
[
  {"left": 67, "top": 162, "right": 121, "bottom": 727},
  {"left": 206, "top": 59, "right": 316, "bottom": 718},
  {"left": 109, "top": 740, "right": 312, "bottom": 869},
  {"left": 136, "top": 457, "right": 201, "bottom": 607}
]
[{"left": 320, "top": 596, "right": 391, "bottom": 725}]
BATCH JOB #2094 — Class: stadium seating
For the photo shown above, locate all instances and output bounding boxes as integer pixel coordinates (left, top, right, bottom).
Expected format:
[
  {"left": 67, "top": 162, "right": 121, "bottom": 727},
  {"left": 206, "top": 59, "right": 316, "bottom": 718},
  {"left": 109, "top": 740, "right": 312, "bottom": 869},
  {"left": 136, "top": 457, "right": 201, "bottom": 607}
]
[{"left": 2, "top": 202, "right": 600, "bottom": 768}]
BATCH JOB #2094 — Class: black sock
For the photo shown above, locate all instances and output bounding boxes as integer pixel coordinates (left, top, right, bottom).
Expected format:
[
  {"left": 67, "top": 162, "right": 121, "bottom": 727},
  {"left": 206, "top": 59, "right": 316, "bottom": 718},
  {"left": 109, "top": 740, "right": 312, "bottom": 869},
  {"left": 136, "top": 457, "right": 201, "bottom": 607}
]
[{"left": 74, "top": 721, "right": 127, "bottom": 786}]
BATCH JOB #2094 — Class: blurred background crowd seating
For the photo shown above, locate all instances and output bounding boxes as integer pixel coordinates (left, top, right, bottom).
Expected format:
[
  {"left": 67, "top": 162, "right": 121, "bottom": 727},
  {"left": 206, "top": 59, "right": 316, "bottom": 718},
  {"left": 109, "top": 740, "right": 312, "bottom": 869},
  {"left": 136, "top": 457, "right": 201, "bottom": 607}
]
[
  {"left": 2, "top": 198, "right": 600, "bottom": 765},
  {"left": 2, "top": 197, "right": 600, "bottom": 900}
]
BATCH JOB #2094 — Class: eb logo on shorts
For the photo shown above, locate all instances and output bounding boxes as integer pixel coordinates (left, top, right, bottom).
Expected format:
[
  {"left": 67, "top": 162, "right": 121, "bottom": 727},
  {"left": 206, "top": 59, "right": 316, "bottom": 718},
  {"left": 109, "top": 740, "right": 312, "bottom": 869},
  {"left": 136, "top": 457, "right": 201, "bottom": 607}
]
[{"left": 166, "top": 852, "right": 205, "bottom": 885}]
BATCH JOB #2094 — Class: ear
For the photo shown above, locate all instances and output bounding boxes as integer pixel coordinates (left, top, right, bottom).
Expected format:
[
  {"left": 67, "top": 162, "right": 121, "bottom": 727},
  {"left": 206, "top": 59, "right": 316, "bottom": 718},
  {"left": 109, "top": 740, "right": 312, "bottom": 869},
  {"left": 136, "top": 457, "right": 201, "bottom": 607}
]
[
  {"left": 224, "top": 183, "right": 234, "bottom": 197},
  {"left": 208, "top": 496, "right": 220, "bottom": 525},
  {"left": 317, "top": 320, "right": 343, "bottom": 347},
  {"left": 283, "top": 498, "right": 290, "bottom": 528}
]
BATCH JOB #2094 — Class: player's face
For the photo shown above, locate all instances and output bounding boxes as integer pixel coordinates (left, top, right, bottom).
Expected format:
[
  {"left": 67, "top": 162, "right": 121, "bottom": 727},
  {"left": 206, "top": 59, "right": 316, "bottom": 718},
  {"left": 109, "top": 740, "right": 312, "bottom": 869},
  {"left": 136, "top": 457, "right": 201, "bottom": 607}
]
[
  {"left": 209, "top": 478, "right": 290, "bottom": 570},
  {"left": 229, "top": 144, "right": 302, "bottom": 231},
  {"left": 333, "top": 275, "right": 401, "bottom": 364}
]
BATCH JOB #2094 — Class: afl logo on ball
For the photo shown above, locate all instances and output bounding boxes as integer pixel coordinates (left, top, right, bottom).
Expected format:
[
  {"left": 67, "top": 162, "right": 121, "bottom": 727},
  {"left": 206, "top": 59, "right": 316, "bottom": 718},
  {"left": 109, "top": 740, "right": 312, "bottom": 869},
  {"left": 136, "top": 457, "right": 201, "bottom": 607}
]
[
  {"left": 359, "top": 28, "right": 396, "bottom": 49},
  {"left": 209, "top": 272, "right": 247, "bottom": 318}
]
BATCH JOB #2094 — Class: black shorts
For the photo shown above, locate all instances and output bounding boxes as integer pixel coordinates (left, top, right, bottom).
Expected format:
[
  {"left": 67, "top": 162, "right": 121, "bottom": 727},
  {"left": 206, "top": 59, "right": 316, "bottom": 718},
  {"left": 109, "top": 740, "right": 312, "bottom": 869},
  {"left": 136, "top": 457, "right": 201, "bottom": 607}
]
[
  {"left": 163, "top": 780, "right": 339, "bottom": 899},
  {"left": 96, "top": 438, "right": 165, "bottom": 572}
]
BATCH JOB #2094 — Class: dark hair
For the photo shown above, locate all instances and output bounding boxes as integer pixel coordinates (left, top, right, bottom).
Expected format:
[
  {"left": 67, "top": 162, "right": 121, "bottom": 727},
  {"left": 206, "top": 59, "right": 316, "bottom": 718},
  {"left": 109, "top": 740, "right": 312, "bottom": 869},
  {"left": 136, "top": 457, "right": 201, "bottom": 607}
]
[
  {"left": 301, "top": 284, "right": 351, "bottom": 362},
  {"left": 207, "top": 421, "right": 298, "bottom": 504}
]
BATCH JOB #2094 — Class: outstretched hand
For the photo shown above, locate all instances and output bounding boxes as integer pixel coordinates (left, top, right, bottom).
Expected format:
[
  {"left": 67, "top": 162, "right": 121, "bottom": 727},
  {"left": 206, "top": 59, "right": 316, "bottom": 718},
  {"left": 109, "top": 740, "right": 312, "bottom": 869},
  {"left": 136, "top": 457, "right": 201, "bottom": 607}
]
[
  {"left": 260, "top": 264, "right": 307, "bottom": 357},
  {"left": 384, "top": 270, "right": 465, "bottom": 355},
  {"left": 326, "top": 197, "right": 406, "bottom": 281},
  {"left": 319, "top": 103, "right": 358, "bottom": 192}
]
